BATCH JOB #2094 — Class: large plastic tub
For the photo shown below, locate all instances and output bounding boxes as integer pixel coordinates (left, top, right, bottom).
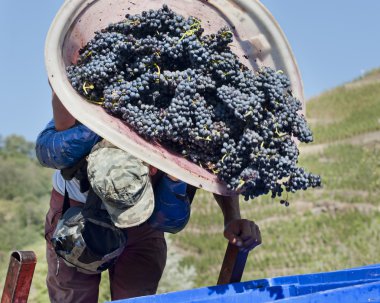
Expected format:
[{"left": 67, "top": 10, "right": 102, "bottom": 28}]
[
  {"left": 45, "top": 0, "right": 304, "bottom": 195},
  {"left": 109, "top": 263, "right": 380, "bottom": 303}
]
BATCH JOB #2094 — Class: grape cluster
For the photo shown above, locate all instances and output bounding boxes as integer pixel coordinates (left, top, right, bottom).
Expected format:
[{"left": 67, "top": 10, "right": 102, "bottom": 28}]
[{"left": 67, "top": 5, "right": 321, "bottom": 200}]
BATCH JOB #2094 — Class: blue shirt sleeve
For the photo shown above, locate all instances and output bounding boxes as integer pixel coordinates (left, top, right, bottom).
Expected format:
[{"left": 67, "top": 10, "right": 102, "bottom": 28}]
[
  {"left": 148, "top": 175, "right": 190, "bottom": 234},
  {"left": 35, "top": 119, "right": 101, "bottom": 169}
]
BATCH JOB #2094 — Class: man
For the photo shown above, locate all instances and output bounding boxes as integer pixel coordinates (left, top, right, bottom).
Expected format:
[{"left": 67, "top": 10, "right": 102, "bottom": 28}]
[{"left": 36, "top": 91, "right": 262, "bottom": 302}]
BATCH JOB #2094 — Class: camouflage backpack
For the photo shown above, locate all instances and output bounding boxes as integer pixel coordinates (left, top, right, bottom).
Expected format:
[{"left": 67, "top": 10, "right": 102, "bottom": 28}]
[{"left": 51, "top": 168, "right": 127, "bottom": 274}]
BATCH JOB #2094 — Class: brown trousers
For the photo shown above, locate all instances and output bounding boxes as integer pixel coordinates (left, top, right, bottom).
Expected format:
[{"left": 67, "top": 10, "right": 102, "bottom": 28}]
[{"left": 45, "top": 189, "right": 167, "bottom": 303}]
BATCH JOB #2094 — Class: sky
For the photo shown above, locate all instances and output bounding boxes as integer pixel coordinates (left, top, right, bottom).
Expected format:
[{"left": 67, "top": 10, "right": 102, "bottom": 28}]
[{"left": 0, "top": 1, "right": 379, "bottom": 141}]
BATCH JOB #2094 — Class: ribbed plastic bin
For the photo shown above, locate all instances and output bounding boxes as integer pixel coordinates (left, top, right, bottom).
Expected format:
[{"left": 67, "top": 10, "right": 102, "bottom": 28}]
[
  {"left": 108, "top": 263, "right": 380, "bottom": 303},
  {"left": 45, "top": 0, "right": 304, "bottom": 195}
]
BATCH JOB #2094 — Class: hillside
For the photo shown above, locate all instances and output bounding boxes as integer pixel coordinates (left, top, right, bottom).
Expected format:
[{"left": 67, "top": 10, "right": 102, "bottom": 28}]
[
  {"left": 0, "top": 68, "right": 380, "bottom": 301},
  {"left": 305, "top": 68, "right": 380, "bottom": 144}
]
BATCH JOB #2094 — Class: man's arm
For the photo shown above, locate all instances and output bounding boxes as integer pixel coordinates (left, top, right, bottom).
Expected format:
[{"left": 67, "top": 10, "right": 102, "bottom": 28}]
[
  {"left": 35, "top": 90, "right": 100, "bottom": 169},
  {"left": 52, "top": 91, "right": 76, "bottom": 131},
  {"left": 213, "top": 194, "right": 241, "bottom": 225},
  {"left": 213, "top": 194, "right": 262, "bottom": 252}
]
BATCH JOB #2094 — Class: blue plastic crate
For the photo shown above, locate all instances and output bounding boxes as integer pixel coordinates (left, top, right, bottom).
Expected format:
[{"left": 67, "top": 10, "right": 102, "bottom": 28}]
[{"left": 109, "top": 263, "right": 380, "bottom": 303}]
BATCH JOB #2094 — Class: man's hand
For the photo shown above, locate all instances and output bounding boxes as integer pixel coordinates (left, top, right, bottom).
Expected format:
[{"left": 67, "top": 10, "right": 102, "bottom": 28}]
[
  {"left": 213, "top": 193, "right": 261, "bottom": 252},
  {"left": 224, "top": 219, "right": 262, "bottom": 252}
]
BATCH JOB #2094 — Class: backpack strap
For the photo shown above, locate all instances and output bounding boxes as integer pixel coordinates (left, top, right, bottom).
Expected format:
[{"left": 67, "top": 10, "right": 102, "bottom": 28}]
[
  {"left": 60, "top": 157, "right": 90, "bottom": 217},
  {"left": 83, "top": 187, "right": 103, "bottom": 212},
  {"left": 62, "top": 183, "right": 71, "bottom": 216},
  {"left": 61, "top": 157, "right": 87, "bottom": 180},
  {"left": 60, "top": 157, "right": 90, "bottom": 193},
  {"left": 186, "top": 185, "right": 197, "bottom": 204},
  {"left": 60, "top": 156, "right": 107, "bottom": 218}
]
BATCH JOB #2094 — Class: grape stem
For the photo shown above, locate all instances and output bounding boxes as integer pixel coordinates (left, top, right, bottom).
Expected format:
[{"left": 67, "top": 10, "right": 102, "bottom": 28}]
[{"left": 82, "top": 82, "right": 94, "bottom": 95}]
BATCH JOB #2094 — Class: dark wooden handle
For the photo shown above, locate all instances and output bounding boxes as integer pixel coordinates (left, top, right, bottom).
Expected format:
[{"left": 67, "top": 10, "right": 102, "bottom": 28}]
[{"left": 217, "top": 242, "right": 249, "bottom": 285}]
